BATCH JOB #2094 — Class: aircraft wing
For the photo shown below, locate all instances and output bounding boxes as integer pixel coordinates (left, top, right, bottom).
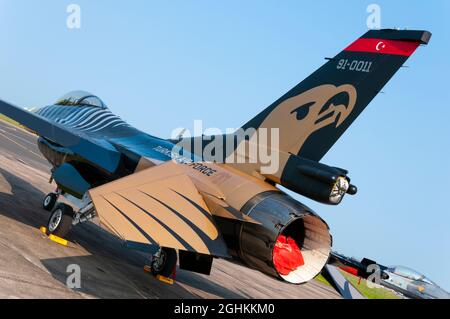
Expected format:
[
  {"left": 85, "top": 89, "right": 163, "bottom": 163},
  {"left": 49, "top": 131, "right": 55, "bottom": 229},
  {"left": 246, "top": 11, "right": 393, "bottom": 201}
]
[
  {"left": 88, "top": 161, "right": 230, "bottom": 257},
  {"left": 0, "top": 99, "right": 120, "bottom": 173}
]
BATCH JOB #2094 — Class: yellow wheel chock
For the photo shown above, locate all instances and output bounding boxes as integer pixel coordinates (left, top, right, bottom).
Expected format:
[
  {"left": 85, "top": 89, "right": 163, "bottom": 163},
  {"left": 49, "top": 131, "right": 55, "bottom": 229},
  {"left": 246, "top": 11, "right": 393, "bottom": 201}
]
[
  {"left": 143, "top": 265, "right": 175, "bottom": 285},
  {"left": 39, "top": 226, "right": 69, "bottom": 247},
  {"left": 156, "top": 275, "right": 174, "bottom": 285}
]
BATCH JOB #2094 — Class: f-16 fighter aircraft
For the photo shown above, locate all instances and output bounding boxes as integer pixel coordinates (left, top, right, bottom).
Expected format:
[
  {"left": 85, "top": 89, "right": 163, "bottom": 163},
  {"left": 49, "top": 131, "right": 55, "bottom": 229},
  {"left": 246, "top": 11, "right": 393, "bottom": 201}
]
[
  {"left": 0, "top": 29, "right": 431, "bottom": 284},
  {"left": 329, "top": 252, "right": 450, "bottom": 299}
]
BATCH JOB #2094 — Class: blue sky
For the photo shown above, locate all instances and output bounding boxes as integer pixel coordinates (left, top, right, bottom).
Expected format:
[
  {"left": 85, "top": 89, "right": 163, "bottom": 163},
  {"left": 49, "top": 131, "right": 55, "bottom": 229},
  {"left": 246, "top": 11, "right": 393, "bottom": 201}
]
[{"left": 1, "top": 1, "right": 449, "bottom": 290}]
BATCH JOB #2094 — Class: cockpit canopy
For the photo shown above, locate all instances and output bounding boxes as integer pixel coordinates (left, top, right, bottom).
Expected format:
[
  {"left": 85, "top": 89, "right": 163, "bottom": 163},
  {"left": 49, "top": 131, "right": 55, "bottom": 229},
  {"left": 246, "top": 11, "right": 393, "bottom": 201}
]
[
  {"left": 389, "top": 266, "right": 435, "bottom": 284},
  {"left": 56, "top": 91, "right": 107, "bottom": 109}
]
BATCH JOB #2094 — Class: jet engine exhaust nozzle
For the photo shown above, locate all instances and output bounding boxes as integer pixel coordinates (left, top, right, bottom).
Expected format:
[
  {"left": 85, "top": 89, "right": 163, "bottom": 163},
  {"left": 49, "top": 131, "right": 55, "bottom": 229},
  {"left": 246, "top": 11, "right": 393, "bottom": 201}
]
[{"left": 239, "top": 192, "right": 332, "bottom": 284}]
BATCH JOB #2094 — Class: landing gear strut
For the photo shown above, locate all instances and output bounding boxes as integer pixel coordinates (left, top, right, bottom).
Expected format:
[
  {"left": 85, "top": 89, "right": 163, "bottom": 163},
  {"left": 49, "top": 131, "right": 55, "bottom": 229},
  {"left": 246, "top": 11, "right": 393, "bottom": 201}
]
[
  {"left": 150, "top": 247, "right": 177, "bottom": 278},
  {"left": 46, "top": 198, "right": 96, "bottom": 239}
]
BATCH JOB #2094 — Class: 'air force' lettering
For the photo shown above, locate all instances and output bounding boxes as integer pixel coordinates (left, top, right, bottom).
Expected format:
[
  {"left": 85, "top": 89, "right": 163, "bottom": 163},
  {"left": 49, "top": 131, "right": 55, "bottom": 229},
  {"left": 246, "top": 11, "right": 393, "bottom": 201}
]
[
  {"left": 153, "top": 145, "right": 218, "bottom": 177},
  {"left": 189, "top": 163, "right": 217, "bottom": 177}
]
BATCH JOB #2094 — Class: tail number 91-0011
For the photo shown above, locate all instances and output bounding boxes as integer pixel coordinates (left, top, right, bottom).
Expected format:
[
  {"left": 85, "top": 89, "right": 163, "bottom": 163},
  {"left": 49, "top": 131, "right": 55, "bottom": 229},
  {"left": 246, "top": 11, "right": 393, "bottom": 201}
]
[{"left": 337, "top": 59, "right": 373, "bottom": 73}]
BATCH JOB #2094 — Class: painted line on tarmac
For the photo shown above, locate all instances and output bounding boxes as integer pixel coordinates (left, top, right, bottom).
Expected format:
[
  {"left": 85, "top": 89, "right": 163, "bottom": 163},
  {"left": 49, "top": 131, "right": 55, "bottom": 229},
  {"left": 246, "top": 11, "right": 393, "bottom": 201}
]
[
  {"left": 0, "top": 132, "right": 43, "bottom": 159},
  {"left": 0, "top": 128, "right": 37, "bottom": 147}
]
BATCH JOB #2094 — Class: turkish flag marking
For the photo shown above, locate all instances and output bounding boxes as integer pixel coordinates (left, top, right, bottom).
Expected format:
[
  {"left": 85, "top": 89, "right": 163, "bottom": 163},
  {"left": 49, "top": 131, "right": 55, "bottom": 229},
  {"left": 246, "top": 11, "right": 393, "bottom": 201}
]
[{"left": 344, "top": 38, "right": 420, "bottom": 56}]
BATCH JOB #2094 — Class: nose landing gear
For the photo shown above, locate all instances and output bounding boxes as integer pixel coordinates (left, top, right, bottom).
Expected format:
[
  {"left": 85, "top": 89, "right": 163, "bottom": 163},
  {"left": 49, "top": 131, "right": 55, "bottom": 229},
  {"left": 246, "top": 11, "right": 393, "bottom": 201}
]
[
  {"left": 43, "top": 188, "right": 64, "bottom": 211},
  {"left": 42, "top": 193, "right": 58, "bottom": 211}
]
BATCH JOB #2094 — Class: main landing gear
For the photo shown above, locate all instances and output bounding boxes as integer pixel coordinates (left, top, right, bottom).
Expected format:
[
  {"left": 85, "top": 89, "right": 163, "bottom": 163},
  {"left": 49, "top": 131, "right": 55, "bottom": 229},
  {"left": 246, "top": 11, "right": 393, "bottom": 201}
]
[
  {"left": 44, "top": 190, "right": 96, "bottom": 239},
  {"left": 47, "top": 203, "right": 74, "bottom": 238},
  {"left": 150, "top": 247, "right": 177, "bottom": 278}
]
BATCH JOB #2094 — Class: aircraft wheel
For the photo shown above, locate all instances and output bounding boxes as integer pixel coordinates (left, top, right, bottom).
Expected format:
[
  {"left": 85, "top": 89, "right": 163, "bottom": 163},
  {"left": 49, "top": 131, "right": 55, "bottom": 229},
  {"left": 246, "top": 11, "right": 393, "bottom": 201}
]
[
  {"left": 47, "top": 203, "right": 73, "bottom": 238},
  {"left": 42, "top": 193, "right": 58, "bottom": 211},
  {"left": 151, "top": 247, "right": 177, "bottom": 278}
]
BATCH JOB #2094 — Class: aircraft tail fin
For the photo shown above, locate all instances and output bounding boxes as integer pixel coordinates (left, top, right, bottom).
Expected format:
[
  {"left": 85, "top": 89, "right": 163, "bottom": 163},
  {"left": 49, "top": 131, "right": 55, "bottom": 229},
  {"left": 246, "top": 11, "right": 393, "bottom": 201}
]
[{"left": 242, "top": 29, "right": 431, "bottom": 161}]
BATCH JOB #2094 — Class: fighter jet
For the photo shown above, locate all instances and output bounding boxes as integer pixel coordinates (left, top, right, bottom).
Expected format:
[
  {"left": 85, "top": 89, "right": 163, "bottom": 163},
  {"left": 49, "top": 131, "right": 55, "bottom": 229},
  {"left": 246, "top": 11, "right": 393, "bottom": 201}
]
[
  {"left": 0, "top": 29, "right": 431, "bottom": 284},
  {"left": 329, "top": 252, "right": 450, "bottom": 299}
]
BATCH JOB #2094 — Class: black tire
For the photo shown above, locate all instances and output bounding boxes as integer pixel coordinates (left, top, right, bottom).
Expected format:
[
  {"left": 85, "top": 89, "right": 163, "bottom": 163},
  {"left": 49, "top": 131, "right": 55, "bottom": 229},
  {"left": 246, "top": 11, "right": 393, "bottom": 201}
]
[
  {"left": 47, "top": 203, "right": 74, "bottom": 238},
  {"left": 151, "top": 248, "right": 177, "bottom": 278},
  {"left": 42, "top": 193, "right": 57, "bottom": 211}
]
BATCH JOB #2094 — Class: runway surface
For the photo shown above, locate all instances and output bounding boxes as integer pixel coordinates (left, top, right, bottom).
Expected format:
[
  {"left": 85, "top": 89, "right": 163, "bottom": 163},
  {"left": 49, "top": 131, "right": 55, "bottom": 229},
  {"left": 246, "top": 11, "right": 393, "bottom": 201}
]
[{"left": 0, "top": 119, "right": 340, "bottom": 299}]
